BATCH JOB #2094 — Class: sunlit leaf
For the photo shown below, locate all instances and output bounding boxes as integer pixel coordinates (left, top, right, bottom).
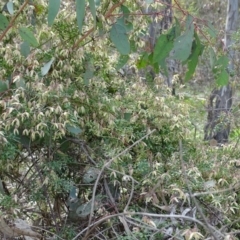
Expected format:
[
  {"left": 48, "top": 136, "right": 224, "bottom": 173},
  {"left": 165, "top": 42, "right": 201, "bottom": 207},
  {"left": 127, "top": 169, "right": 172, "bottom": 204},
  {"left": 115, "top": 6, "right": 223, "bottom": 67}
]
[
  {"left": 41, "top": 58, "right": 55, "bottom": 76},
  {"left": 7, "top": 1, "right": 14, "bottom": 15},
  {"left": 48, "top": 0, "right": 61, "bottom": 26},
  {"left": 110, "top": 23, "right": 130, "bottom": 55},
  {"left": 19, "top": 27, "right": 38, "bottom": 47},
  {"left": 0, "top": 14, "right": 9, "bottom": 30},
  {"left": 76, "top": 0, "right": 85, "bottom": 33}
]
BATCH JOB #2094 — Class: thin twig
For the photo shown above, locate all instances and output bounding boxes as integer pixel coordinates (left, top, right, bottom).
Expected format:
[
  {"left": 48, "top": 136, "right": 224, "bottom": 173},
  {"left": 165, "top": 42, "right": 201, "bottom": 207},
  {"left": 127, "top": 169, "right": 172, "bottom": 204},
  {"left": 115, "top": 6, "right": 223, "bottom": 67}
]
[
  {"left": 82, "top": 129, "right": 156, "bottom": 240},
  {"left": 179, "top": 139, "right": 224, "bottom": 239},
  {"left": 72, "top": 0, "right": 126, "bottom": 49},
  {"left": 72, "top": 211, "right": 217, "bottom": 239}
]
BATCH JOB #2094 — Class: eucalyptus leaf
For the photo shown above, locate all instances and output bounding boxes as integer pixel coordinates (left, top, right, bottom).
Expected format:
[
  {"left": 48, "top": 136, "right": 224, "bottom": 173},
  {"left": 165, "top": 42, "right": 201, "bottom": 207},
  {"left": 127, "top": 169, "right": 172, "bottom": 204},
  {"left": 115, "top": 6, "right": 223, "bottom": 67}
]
[
  {"left": 0, "top": 81, "right": 8, "bottom": 93},
  {"left": 172, "top": 15, "right": 194, "bottom": 62},
  {"left": 83, "top": 167, "right": 100, "bottom": 183},
  {"left": 110, "top": 23, "right": 130, "bottom": 55},
  {"left": 48, "top": 0, "right": 61, "bottom": 26},
  {"left": 145, "top": 0, "right": 154, "bottom": 3},
  {"left": 184, "top": 31, "right": 204, "bottom": 81},
  {"left": 76, "top": 0, "right": 85, "bottom": 33},
  {"left": 115, "top": 55, "right": 129, "bottom": 70},
  {"left": 20, "top": 41, "right": 30, "bottom": 58},
  {"left": 66, "top": 124, "right": 82, "bottom": 135},
  {"left": 216, "top": 70, "right": 229, "bottom": 86},
  {"left": 153, "top": 34, "right": 173, "bottom": 63},
  {"left": 6, "top": 1, "right": 14, "bottom": 15},
  {"left": 88, "top": 0, "right": 96, "bottom": 26},
  {"left": 19, "top": 27, "right": 38, "bottom": 47},
  {"left": 41, "top": 58, "right": 55, "bottom": 76},
  {"left": 0, "top": 14, "right": 9, "bottom": 30}
]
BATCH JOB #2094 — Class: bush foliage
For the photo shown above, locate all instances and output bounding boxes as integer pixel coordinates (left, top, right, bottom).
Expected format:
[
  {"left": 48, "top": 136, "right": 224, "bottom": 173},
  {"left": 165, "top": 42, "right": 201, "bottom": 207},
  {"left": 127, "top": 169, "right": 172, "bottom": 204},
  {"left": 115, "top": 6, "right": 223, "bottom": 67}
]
[{"left": 0, "top": 1, "right": 239, "bottom": 239}]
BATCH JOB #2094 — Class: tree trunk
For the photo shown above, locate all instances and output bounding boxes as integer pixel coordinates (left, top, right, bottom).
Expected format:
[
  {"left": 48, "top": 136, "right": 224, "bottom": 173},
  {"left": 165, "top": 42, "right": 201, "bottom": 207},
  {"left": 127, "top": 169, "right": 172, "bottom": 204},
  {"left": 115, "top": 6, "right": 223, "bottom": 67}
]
[{"left": 204, "top": 0, "right": 238, "bottom": 143}]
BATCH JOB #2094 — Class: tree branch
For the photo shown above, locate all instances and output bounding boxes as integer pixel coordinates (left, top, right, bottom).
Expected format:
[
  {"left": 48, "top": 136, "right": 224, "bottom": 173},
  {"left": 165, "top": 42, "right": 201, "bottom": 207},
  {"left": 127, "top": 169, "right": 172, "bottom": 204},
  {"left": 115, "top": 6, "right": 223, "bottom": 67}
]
[{"left": 0, "top": 0, "right": 29, "bottom": 42}]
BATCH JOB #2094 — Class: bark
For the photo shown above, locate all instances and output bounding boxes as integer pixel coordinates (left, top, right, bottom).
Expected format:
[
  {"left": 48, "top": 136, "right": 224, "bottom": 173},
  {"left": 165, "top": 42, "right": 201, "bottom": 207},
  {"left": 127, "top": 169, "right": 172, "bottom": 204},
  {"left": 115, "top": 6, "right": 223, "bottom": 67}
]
[{"left": 204, "top": 0, "right": 238, "bottom": 143}]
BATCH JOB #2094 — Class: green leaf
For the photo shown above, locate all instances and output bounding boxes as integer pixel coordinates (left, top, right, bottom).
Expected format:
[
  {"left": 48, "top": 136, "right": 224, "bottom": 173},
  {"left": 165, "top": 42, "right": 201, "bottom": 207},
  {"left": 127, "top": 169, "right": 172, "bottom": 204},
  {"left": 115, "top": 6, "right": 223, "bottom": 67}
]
[
  {"left": 7, "top": 1, "right": 14, "bottom": 15},
  {"left": 0, "top": 81, "right": 8, "bottom": 93},
  {"left": 41, "top": 58, "right": 55, "bottom": 76},
  {"left": 216, "top": 70, "right": 229, "bottom": 86},
  {"left": 116, "top": 18, "right": 133, "bottom": 33},
  {"left": 130, "top": 40, "right": 137, "bottom": 52},
  {"left": 110, "top": 23, "right": 130, "bottom": 55},
  {"left": 115, "top": 55, "right": 129, "bottom": 70},
  {"left": 69, "top": 185, "right": 78, "bottom": 200},
  {"left": 20, "top": 41, "right": 30, "bottom": 58},
  {"left": 212, "top": 55, "right": 229, "bottom": 74},
  {"left": 174, "top": 17, "right": 181, "bottom": 38},
  {"left": 66, "top": 124, "right": 82, "bottom": 135},
  {"left": 172, "top": 15, "right": 194, "bottom": 62},
  {"left": 76, "top": 0, "right": 86, "bottom": 33},
  {"left": 136, "top": 52, "right": 149, "bottom": 69},
  {"left": 0, "top": 14, "right": 9, "bottom": 30},
  {"left": 206, "top": 21, "right": 217, "bottom": 38},
  {"left": 19, "top": 27, "right": 38, "bottom": 47},
  {"left": 88, "top": 0, "right": 96, "bottom": 26},
  {"left": 215, "top": 55, "right": 229, "bottom": 68},
  {"left": 185, "top": 31, "right": 204, "bottom": 81},
  {"left": 83, "top": 167, "right": 100, "bottom": 184},
  {"left": 48, "top": 0, "right": 61, "bottom": 27},
  {"left": 153, "top": 34, "right": 174, "bottom": 63},
  {"left": 124, "top": 112, "right": 131, "bottom": 121},
  {"left": 159, "top": 58, "right": 168, "bottom": 76},
  {"left": 121, "top": 5, "right": 130, "bottom": 14}
]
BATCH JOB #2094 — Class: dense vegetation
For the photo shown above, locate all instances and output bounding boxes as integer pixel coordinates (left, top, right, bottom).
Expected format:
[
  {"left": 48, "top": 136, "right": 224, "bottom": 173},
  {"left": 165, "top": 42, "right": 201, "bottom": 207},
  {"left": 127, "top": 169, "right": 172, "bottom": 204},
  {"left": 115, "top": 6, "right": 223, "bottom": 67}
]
[{"left": 0, "top": 0, "right": 240, "bottom": 239}]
